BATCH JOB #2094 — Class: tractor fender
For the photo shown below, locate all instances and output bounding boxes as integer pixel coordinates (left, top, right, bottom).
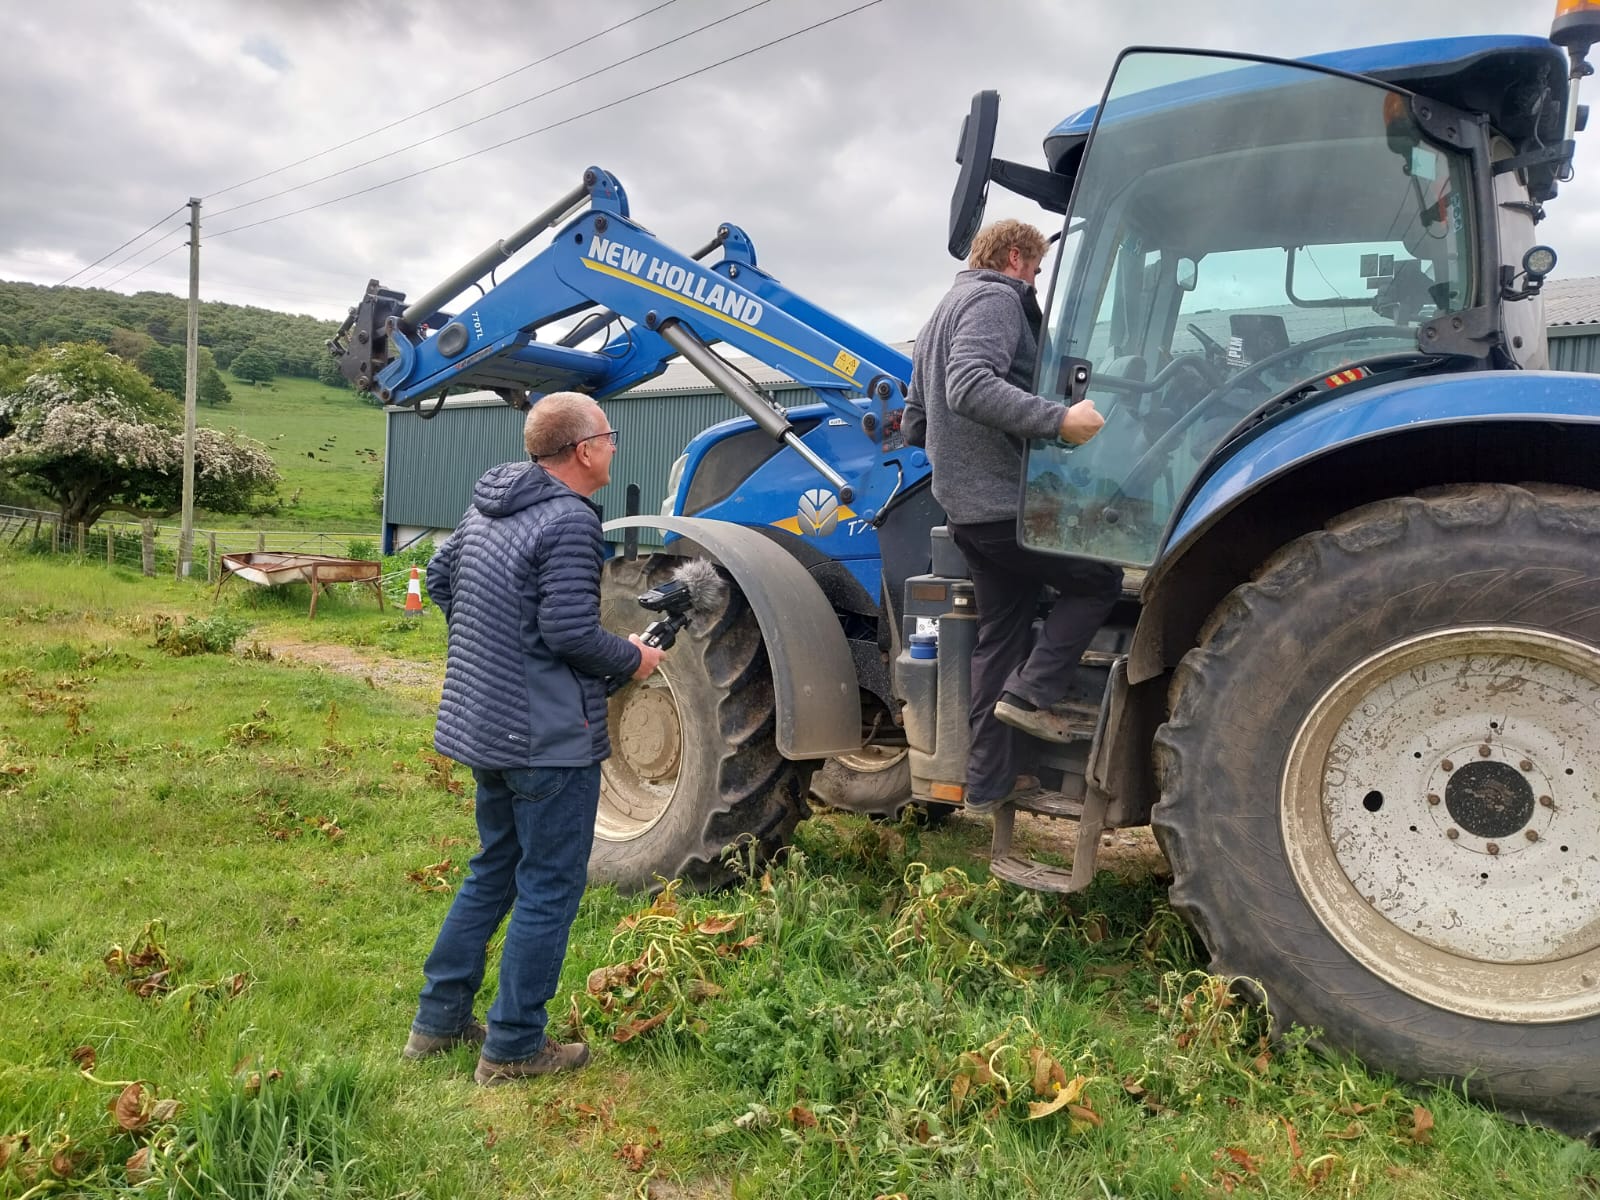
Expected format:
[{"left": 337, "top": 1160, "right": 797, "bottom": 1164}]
[
  {"left": 604, "top": 515, "right": 862, "bottom": 759},
  {"left": 1166, "top": 370, "right": 1600, "bottom": 552},
  {"left": 1130, "top": 371, "right": 1600, "bottom": 684}
]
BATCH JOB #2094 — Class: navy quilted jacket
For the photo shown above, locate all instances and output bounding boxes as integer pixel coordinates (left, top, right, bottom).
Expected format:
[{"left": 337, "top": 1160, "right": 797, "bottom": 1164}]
[{"left": 428, "top": 462, "right": 640, "bottom": 768}]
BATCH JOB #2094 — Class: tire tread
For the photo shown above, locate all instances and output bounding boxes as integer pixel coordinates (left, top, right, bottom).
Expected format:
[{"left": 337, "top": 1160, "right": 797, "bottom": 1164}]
[{"left": 593, "top": 555, "right": 812, "bottom": 892}]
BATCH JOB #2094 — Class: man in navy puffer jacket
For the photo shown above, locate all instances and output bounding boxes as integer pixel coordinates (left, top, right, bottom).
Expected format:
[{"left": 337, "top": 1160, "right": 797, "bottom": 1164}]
[{"left": 403, "top": 392, "right": 663, "bottom": 1085}]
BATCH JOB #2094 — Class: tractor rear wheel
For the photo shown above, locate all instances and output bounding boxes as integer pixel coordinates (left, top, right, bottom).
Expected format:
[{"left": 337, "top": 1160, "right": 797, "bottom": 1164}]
[
  {"left": 1152, "top": 484, "right": 1600, "bottom": 1138},
  {"left": 590, "top": 553, "right": 813, "bottom": 893}
]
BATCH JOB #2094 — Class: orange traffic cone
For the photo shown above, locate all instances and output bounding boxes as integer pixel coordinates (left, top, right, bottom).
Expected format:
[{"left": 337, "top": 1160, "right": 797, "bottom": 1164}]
[{"left": 404, "top": 567, "right": 423, "bottom": 617}]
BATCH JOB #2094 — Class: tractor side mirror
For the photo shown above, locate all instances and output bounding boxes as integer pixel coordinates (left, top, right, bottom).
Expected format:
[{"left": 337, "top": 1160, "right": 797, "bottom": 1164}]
[{"left": 948, "top": 90, "right": 1000, "bottom": 260}]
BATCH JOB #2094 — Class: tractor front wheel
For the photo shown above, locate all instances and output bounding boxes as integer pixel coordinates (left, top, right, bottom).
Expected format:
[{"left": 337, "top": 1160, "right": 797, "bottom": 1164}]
[{"left": 590, "top": 554, "right": 813, "bottom": 892}]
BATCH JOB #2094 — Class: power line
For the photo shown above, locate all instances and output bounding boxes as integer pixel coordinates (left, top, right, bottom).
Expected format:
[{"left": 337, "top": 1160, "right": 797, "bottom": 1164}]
[
  {"left": 210, "top": 0, "right": 885, "bottom": 241},
  {"left": 103, "top": 240, "right": 188, "bottom": 291},
  {"left": 203, "top": 282, "right": 348, "bottom": 307},
  {"left": 207, "top": 0, "right": 774, "bottom": 221},
  {"left": 44, "top": 251, "right": 359, "bottom": 314},
  {"left": 76, "top": 224, "right": 192, "bottom": 290},
  {"left": 55, "top": 206, "right": 186, "bottom": 287},
  {"left": 205, "top": 0, "right": 684, "bottom": 202},
  {"left": 46, "top": 4, "right": 700, "bottom": 298},
  {"left": 36, "top": 273, "right": 350, "bottom": 315}
]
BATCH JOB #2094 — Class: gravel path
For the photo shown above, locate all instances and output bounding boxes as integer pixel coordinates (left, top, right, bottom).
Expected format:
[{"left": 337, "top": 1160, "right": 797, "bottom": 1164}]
[{"left": 263, "top": 636, "right": 443, "bottom": 694}]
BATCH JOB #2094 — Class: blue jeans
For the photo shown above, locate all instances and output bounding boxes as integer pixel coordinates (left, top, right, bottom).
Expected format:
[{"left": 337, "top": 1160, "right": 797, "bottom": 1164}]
[
  {"left": 411, "top": 764, "right": 600, "bottom": 1062},
  {"left": 948, "top": 521, "right": 1122, "bottom": 803}
]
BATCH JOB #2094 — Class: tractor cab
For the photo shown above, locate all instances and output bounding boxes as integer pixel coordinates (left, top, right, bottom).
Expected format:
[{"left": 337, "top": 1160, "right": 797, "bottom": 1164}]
[{"left": 990, "top": 38, "right": 1572, "bottom": 568}]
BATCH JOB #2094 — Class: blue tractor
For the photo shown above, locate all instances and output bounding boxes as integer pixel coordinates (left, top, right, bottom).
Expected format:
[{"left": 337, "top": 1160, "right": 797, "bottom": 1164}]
[{"left": 333, "top": 8, "right": 1600, "bottom": 1135}]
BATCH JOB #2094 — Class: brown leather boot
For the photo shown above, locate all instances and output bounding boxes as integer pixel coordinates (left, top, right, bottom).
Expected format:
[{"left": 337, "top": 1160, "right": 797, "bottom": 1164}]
[
  {"left": 963, "top": 774, "right": 1042, "bottom": 816},
  {"left": 401, "top": 1020, "right": 486, "bottom": 1060},
  {"left": 474, "top": 1040, "right": 591, "bottom": 1085}
]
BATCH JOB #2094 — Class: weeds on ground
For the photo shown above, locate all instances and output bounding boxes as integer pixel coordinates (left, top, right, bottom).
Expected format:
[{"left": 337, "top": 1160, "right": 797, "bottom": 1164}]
[
  {"left": 1, "top": 555, "right": 1595, "bottom": 1198},
  {"left": 150, "top": 611, "right": 251, "bottom": 656}
]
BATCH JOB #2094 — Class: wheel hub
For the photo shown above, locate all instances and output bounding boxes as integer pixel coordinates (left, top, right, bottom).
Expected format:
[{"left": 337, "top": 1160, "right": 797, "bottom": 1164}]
[
  {"left": 1440, "top": 758, "right": 1537, "bottom": 843},
  {"left": 616, "top": 687, "right": 680, "bottom": 782},
  {"left": 1282, "top": 626, "right": 1600, "bottom": 1024},
  {"left": 597, "top": 675, "right": 682, "bottom": 842}
]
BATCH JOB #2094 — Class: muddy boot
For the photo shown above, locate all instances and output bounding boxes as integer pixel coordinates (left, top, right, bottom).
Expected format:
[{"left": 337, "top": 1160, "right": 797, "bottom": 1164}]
[
  {"left": 474, "top": 1040, "right": 591, "bottom": 1085},
  {"left": 993, "top": 693, "right": 1097, "bottom": 743},
  {"left": 402, "top": 1020, "right": 487, "bottom": 1060}
]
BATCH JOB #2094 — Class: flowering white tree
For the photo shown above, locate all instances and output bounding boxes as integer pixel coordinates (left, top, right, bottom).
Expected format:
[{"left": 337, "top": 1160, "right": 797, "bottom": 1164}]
[{"left": 0, "top": 343, "right": 279, "bottom": 530}]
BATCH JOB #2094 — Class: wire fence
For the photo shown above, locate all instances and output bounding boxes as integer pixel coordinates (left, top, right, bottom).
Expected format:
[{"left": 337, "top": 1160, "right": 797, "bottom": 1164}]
[{"left": 0, "top": 505, "right": 426, "bottom": 606}]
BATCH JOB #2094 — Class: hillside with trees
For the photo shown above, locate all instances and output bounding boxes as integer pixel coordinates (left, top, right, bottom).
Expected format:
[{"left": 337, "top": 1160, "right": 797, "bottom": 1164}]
[
  {"left": 0, "top": 278, "right": 355, "bottom": 394},
  {"left": 0, "top": 280, "right": 387, "bottom": 528}
]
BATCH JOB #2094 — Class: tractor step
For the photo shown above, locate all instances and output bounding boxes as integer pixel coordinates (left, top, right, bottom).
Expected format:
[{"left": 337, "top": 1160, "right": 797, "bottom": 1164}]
[
  {"left": 986, "top": 788, "right": 1108, "bottom": 895},
  {"left": 1043, "top": 702, "right": 1100, "bottom": 744},
  {"left": 1011, "top": 789, "right": 1084, "bottom": 819},
  {"left": 989, "top": 855, "right": 1081, "bottom": 892}
]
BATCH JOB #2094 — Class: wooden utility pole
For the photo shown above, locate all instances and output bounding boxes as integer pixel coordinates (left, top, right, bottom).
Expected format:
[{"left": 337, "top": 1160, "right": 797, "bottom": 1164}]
[{"left": 177, "top": 197, "right": 200, "bottom": 578}]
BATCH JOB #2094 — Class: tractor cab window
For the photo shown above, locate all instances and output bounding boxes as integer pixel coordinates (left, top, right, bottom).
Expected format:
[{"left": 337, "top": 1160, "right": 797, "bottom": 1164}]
[{"left": 1023, "top": 51, "right": 1475, "bottom": 567}]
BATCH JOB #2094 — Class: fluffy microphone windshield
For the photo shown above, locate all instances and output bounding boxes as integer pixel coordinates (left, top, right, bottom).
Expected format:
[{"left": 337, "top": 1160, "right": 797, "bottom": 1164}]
[{"left": 671, "top": 558, "right": 726, "bottom": 619}]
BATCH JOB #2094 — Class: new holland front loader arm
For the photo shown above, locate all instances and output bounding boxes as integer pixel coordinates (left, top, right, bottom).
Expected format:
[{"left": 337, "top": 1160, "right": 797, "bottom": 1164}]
[{"left": 329, "top": 166, "right": 912, "bottom": 505}]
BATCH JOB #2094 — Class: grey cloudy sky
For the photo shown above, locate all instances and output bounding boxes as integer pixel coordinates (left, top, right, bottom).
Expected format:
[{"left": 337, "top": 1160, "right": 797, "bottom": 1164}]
[{"left": 1, "top": 0, "right": 1590, "bottom": 343}]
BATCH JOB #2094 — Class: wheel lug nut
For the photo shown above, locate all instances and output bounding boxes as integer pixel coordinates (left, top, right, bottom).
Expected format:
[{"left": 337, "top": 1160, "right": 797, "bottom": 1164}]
[
  {"left": 1539, "top": 795, "right": 1554, "bottom": 808},
  {"left": 1446, "top": 828, "right": 1460, "bottom": 840},
  {"left": 1427, "top": 793, "right": 1441, "bottom": 806},
  {"left": 1441, "top": 759, "right": 1454, "bottom": 772},
  {"left": 1478, "top": 744, "right": 1492, "bottom": 757},
  {"left": 1525, "top": 830, "right": 1539, "bottom": 842},
  {"left": 1519, "top": 760, "right": 1533, "bottom": 772},
  {"left": 1487, "top": 842, "right": 1500, "bottom": 855}
]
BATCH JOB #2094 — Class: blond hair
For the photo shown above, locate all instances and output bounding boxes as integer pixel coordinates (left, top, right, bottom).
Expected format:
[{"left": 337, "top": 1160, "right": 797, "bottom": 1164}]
[
  {"left": 968, "top": 219, "right": 1048, "bottom": 272},
  {"left": 526, "top": 391, "right": 604, "bottom": 460}
]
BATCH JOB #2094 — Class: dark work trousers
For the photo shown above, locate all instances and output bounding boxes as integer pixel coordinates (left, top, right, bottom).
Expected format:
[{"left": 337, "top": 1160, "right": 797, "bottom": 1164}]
[{"left": 949, "top": 520, "right": 1123, "bottom": 804}]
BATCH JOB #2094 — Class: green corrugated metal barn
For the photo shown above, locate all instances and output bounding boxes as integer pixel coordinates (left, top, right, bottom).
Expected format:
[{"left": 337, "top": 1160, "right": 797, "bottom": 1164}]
[
  {"left": 380, "top": 358, "right": 831, "bottom": 553},
  {"left": 1546, "top": 276, "right": 1600, "bottom": 374}
]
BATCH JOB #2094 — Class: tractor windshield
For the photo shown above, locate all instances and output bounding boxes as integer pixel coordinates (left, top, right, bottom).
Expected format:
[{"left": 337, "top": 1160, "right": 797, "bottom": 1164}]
[{"left": 1023, "top": 51, "right": 1476, "bottom": 567}]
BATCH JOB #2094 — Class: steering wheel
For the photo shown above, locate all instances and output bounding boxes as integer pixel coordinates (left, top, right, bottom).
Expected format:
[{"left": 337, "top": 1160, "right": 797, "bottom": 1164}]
[
  {"left": 1163, "top": 350, "right": 1227, "bottom": 391},
  {"left": 1186, "top": 322, "right": 1226, "bottom": 365},
  {"left": 1117, "top": 324, "right": 1416, "bottom": 498},
  {"left": 1131, "top": 352, "right": 1228, "bottom": 440},
  {"left": 1093, "top": 349, "right": 1228, "bottom": 399},
  {"left": 1219, "top": 325, "right": 1411, "bottom": 397}
]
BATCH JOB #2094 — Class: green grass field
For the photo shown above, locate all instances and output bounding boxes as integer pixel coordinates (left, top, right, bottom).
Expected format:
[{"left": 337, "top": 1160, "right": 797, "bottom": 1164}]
[
  {"left": 2, "top": 555, "right": 1596, "bottom": 1198},
  {"left": 198, "top": 373, "right": 385, "bottom": 532}
]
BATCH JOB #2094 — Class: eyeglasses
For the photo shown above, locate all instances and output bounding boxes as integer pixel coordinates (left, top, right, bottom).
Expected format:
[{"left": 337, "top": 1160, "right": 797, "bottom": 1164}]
[{"left": 531, "top": 429, "right": 619, "bottom": 462}]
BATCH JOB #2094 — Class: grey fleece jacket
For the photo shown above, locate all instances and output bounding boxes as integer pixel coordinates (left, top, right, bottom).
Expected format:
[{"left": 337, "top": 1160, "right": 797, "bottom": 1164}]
[{"left": 904, "top": 269, "right": 1066, "bottom": 525}]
